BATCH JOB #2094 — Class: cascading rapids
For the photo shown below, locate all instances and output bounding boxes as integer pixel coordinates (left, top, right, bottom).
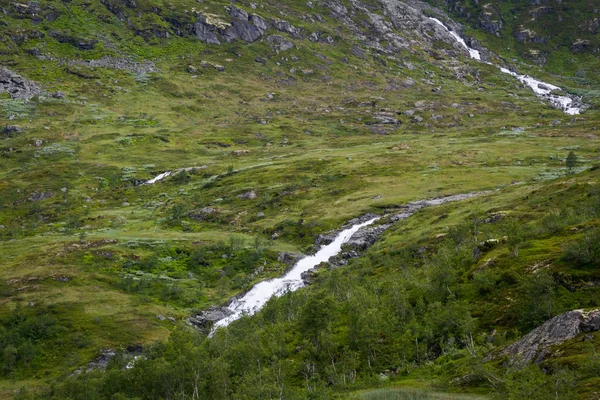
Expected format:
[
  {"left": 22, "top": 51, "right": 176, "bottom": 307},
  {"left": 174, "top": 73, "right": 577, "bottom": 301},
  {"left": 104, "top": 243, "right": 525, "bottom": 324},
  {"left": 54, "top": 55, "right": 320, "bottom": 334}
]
[{"left": 429, "top": 17, "right": 583, "bottom": 115}]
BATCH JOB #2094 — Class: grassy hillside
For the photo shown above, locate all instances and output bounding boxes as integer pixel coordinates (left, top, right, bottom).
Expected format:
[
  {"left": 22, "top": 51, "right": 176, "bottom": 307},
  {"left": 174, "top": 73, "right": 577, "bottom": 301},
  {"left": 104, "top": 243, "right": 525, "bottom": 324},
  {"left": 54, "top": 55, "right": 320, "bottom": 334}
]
[{"left": 0, "top": 0, "right": 599, "bottom": 398}]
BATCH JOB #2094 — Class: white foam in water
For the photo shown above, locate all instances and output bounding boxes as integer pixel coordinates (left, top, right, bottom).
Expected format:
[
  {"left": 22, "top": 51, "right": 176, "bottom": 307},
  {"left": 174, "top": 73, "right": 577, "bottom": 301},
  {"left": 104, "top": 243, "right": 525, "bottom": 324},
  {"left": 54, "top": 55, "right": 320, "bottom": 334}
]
[
  {"left": 145, "top": 171, "right": 171, "bottom": 185},
  {"left": 430, "top": 17, "right": 582, "bottom": 115},
  {"left": 211, "top": 217, "right": 379, "bottom": 332},
  {"left": 430, "top": 18, "right": 481, "bottom": 61}
]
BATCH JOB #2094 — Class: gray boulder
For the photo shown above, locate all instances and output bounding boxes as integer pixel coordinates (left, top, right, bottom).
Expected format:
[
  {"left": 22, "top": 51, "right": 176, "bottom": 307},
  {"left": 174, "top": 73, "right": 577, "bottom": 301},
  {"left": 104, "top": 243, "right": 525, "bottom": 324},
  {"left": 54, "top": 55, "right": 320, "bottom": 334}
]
[
  {"left": 237, "top": 190, "right": 257, "bottom": 200},
  {"left": 273, "top": 20, "right": 299, "bottom": 36},
  {"left": 188, "top": 307, "right": 234, "bottom": 329},
  {"left": 195, "top": 17, "right": 221, "bottom": 44},
  {"left": 344, "top": 224, "right": 390, "bottom": 251},
  {"left": 0, "top": 67, "right": 42, "bottom": 99},
  {"left": 503, "top": 309, "right": 600, "bottom": 363},
  {"left": 250, "top": 14, "right": 269, "bottom": 33},
  {"left": 267, "top": 35, "right": 294, "bottom": 52},
  {"left": 225, "top": 20, "right": 263, "bottom": 43},
  {"left": 277, "top": 252, "right": 303, "bottom": 265},
  {"left": 227, "top": 6, "right": 248, "bottom": 21},
  {"left": 28, "top": 191, "right": 55, "bottom": 202}
]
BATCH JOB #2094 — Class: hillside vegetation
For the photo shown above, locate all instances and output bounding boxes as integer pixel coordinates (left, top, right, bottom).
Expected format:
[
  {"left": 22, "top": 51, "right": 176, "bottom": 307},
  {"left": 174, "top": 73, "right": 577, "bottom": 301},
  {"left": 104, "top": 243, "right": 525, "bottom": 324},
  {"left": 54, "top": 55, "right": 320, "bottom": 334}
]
[{"left": 0, "top": 0, "right": 599, "bottom": 398}]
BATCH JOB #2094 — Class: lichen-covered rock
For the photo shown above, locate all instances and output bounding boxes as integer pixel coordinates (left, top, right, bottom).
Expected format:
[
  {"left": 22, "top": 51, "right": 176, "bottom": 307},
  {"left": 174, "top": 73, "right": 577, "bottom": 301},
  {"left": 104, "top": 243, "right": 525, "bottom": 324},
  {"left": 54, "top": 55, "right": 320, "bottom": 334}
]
[{"left": 195, "top": 16, "right": 222, "bottom": 44}]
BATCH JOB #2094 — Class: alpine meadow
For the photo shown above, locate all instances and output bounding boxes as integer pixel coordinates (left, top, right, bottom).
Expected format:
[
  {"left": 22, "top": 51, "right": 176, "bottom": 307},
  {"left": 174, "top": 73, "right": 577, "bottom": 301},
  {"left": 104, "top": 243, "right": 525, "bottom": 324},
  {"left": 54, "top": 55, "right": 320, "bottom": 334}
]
[{"left": 1, "top": 0, "right": 600, "bottom": 399}]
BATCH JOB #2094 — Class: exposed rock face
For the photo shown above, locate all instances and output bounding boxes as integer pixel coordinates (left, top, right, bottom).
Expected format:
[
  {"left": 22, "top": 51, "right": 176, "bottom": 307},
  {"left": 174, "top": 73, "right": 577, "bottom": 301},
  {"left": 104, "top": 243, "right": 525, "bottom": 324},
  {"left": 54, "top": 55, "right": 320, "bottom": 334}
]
[
  {"left": 195, "top": 16, "right": 222, "bottom": 44},
  {"left": 503, "top": 309, "right": 600, "bottom": 363},
  {"left": 0, "top": 67, "right": 42, "bottom": 99},
  {"left": 194, "top": 6, "right": 294, "bottom": 45}
]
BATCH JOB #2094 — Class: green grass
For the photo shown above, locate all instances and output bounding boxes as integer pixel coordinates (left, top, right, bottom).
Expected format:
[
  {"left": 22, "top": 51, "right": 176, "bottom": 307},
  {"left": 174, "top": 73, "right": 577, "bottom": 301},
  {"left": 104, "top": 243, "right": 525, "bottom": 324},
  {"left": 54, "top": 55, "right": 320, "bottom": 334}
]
[
  {"left": 356, "top": 388, "right": 489, "bottom": 400},
  {"left": 0, "top": 0, "right": 599, "bottom": 397}
]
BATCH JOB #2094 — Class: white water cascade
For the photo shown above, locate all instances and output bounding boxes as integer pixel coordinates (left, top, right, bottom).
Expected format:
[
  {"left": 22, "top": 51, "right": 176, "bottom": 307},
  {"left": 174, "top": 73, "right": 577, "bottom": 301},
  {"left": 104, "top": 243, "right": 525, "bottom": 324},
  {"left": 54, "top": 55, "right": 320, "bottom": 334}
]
[
  {"left": 429, "top": 17, "right": 582, "bottom": 115},
  {"left": 211, "top": 217, "right": 379, "bottom": 332}
]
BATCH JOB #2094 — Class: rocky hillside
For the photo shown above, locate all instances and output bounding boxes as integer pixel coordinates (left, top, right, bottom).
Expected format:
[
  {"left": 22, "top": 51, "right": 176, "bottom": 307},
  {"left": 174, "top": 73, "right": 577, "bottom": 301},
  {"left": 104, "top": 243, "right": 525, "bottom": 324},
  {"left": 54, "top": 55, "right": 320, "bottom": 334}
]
[{"left": 430, "top": 0, "right": 600, "bottom": 87}]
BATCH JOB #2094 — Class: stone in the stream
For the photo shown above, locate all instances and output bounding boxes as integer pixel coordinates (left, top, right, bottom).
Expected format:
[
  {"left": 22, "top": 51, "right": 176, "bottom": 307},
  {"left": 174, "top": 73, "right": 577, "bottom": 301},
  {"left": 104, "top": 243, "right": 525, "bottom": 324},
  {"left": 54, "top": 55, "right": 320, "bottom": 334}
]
[
  {"left": 188, "top": 307, "right": 235, "bottom": 329},
  {"left": 277, "top": 252, "right": 303, "bottom": 265},
  {"left": 344, "top": 224, "right": 390, "bottom": 251},
  {"left": 301, "top": 267, "right": 319, "bottom": 285}
]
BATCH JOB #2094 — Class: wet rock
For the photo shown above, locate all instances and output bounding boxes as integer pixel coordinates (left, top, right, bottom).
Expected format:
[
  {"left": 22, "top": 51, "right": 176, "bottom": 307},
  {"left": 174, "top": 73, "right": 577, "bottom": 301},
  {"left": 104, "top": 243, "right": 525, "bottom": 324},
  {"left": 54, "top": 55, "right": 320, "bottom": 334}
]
[
  {"left": 503, "top": 309, "right": 600, "bottom": 363},
  {"left": 277, "top": 252, "right": 303, "bottom": 265},
  {"left": 315, "top": 231, "right": 339, "bottom": 247},
  {"left": 187, "top": 65, "right": 198, "bottom": 74},
  {"left": 0, "top": 67, "right": 42, "bottom": 100},
  {"left": 156, "top": 314, "right": 166, "bottom": 321},
  {"left": 301, "top": 267, "right": 319, "bottom": 285},
  {"left": 344, "top": 224, "right": 390, "bottom": 251},
  {"left": 188, "top": 307, "right": 234, "bottom": 329}
]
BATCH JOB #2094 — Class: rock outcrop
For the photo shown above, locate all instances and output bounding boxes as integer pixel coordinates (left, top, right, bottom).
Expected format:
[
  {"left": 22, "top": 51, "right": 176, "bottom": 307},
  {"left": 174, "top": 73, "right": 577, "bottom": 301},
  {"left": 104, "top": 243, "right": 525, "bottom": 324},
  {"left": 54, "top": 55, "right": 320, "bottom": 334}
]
[
  {"left": 0, "top": 67, "right": 42, "bottom": 99},
  {"left": 188, "top": 307, "right": 234, "bottom": 329},
  {"left": 194, "top": 6, "right": 298, "bottom": 45},
  {"left": 503, "top": 309, "right": 600, "bottom": 363}
]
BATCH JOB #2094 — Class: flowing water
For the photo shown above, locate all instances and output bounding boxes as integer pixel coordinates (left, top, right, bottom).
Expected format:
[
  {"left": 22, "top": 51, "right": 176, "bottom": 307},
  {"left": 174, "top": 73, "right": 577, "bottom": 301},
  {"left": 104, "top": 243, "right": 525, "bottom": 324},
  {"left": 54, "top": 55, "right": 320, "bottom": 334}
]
[
  {"left": 429, "top": 17, "right": 582, "bottom": 115},
  {"left": 211, "top": 217, "right": 379, "bottom": 331}
]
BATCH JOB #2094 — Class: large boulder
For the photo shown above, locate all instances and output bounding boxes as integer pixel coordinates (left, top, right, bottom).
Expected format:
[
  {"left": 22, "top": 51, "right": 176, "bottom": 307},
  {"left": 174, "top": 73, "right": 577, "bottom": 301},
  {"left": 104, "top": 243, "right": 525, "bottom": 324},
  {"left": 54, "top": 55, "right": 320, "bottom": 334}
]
[
  {"left": 0, "top": 67, "right": 42, "bottom": 99},
  {"left": 344, "top": 224, "right": 390, "bottom": 251},
  {"left": 503, "top": 309, "right": 600, "bottom": 363},
  {"left": 187, "top": 307, "right": 234, "bottom": 329}
]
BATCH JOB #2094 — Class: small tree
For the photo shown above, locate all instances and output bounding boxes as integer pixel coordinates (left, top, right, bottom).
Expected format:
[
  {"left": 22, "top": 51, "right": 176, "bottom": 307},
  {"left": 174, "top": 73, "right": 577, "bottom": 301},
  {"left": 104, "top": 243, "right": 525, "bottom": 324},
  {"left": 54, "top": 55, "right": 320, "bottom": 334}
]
[{"left": 566, "top": 151, "right": 577, "bottom": 172}]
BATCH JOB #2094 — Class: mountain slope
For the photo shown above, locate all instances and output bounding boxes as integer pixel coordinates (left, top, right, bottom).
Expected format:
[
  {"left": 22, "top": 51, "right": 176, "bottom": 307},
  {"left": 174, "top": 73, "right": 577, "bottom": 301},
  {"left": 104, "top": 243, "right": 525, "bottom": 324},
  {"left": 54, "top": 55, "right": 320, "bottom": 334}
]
[{"left": 0, "top": 0, "right": 599, "bottom": 398}]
